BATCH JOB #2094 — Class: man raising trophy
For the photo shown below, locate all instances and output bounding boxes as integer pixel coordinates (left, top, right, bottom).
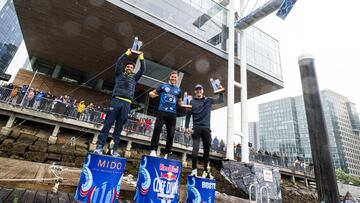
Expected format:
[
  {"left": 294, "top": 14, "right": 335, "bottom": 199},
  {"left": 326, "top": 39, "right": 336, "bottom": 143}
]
[
  {"left": 94, "top": 47, "right": 145, "bottom": 157},
  {"left": 148, "top": 71, "right": 184, "bottom": 158},
  {"left": 185, "top": 83, "right": 224, "bottom": 178}
]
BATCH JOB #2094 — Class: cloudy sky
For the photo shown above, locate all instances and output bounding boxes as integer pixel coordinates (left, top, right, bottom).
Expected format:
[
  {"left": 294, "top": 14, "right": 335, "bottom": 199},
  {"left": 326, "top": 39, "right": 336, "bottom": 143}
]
[{"left": 211, "top": 0, "right": 360, "bottom": 142}]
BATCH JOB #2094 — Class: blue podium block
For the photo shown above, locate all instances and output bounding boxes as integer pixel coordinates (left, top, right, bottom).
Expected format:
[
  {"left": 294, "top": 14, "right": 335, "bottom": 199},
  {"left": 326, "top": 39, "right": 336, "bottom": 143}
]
[
  {"left": 186, "top": 176, "right": 216, "bottom": 203},
  {"left": 134, "top": 155, "right": 182, "bottom": 203},
  {"left": 74, "top": 153, "right": 127, "bottom": 203}
]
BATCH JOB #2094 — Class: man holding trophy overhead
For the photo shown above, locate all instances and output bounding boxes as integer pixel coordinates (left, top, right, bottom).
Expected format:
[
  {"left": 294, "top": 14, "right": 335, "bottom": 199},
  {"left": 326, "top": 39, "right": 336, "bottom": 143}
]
[
  {"left": 149, "top": 71, "right": 185, "bottom": 158},
  {"left": 94, "top": 37, "right": 145, "bottom": 157},
  {"left": 185, "top": 80, "right": 224, "bottom": 178}
]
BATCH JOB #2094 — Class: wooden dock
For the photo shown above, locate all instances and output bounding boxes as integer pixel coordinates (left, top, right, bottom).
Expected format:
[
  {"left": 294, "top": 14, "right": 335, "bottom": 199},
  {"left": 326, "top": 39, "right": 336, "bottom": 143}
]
[
  {"left": 0, "top": 157, "right": 80, "bottom": 191},
  {"left": 0, "top": 187, "right": 76, "bottom": 203}
]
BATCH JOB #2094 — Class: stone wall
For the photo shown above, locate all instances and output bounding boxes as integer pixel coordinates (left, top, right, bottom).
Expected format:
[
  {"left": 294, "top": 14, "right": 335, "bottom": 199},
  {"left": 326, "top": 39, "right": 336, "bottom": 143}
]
[
  {"left": 0, "top": 125, "right": 89, "bottom": 168},
  {"left": 221, "top": 161, "right": 282, "bottom": 202}
]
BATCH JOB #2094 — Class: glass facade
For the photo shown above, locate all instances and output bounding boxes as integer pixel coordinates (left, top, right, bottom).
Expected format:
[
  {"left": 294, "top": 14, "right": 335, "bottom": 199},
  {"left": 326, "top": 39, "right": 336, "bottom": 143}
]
[
  {"left": 248, "top": 122, "right": 259, "bottom": 150},
  {"left": 120, "top": 0, "right": 282, "bottom": 80},
  {"left": 244, "top": 26, "right": 282, "bottom": 79},
  {"left": 0, "top": 0, "right": 23, "bottom": 73},
  {"left": 258, "top": 97, "right": 300, "bottom": 162},
  {"left": 259, "top": 90, "right": 360, "bottom": 177}
]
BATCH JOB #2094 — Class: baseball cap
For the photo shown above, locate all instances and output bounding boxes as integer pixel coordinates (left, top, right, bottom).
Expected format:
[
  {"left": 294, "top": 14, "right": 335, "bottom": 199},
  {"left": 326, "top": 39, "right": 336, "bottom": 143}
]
[{"left": 194, "top": 84, "right": 203, "bottom": 89}]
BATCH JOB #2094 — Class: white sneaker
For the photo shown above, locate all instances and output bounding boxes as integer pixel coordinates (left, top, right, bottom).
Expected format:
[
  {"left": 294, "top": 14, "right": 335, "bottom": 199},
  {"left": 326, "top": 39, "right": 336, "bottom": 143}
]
[
  {"left": 111, "top": 151, "right": 120, "bottom": 157},
  {"left": 190, "top": 169, "right": 197, "bottom": 177},
  {"left": 94, "top": 148, "right": 103, "bottom": 155},
  {"left": 149, "top": 150, "right": 157, "bottom": 157},
  {"left": 202, "top": 168, "right": 214, "bottom": 179},
  {"left": 202, "top": 171, "right": 208, "bottom": 178},
  {"left": 164, "top": 153, "right": 168, "bottom": 159}
]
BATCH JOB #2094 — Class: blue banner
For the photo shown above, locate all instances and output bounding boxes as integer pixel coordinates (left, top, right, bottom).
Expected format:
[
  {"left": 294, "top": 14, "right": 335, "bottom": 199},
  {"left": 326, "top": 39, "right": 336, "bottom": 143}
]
[
  {"left": 74, "top": 153, "right": 127, "bottom": 203},
  {"left": 134, "top": 155, "right": 182, "bottom": 203},
  {"left": 186, "top": 176, "right": 216, "bottom": 203}
]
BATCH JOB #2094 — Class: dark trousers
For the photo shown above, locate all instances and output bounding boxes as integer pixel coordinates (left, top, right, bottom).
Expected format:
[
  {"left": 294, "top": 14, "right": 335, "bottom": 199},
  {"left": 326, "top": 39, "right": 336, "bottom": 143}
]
[
  {"left": 150, "top": 111, "right": 176, "bottom": 154},
  {"left": 97, "top": 98, "right": 130, "bottom": 151},
  {"left": 192, "top": 127, "right": 212, "bottom": 170}
]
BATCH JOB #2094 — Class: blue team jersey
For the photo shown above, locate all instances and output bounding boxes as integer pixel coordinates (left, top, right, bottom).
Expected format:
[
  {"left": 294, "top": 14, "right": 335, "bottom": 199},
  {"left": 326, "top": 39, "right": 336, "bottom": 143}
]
[{"left": 156, "top": 83, "right": 182, "bottom": 114}]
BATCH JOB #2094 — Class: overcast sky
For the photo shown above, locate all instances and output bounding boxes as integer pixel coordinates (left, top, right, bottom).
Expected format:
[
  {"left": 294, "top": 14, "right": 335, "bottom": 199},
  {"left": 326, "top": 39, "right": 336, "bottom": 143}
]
[{"left": 211, "top": 0, "right": 360, "bottom": 142}]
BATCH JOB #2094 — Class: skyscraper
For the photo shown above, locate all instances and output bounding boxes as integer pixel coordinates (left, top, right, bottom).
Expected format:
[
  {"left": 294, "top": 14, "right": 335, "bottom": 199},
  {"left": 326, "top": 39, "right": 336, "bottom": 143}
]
[
  {"left": 0, "top": 0, "right": 23, "bottom": 74},
  {"left": 259, "top": 89, "right": 360, "bottom": 177},
  {"left": 248, "top": 122, "right": 259, "bottom": 150}
]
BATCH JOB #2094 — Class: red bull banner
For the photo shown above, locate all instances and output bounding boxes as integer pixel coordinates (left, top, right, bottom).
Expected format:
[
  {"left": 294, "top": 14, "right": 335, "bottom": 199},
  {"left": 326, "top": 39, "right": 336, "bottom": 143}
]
[
  {"left": 74, "top": 153, "right": 127, "bottom": 203},
  {"left": 134, "top": 155, "right": 182, "bottom": 203},
  {"left": 186, "top": 176, "right": 216, "bottom": 203}
]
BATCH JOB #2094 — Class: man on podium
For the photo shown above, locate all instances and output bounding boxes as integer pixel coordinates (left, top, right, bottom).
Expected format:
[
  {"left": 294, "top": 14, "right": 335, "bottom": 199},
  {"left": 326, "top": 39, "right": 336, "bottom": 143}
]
[
  {"left": 148, "top": 71, "right": 183, "bottom": 158},
  {"left": 185, "top": 84, "right": 224, "bottom": 178},
  {"left": 94, "top": 49, "right": 145, "bottom": 157}
]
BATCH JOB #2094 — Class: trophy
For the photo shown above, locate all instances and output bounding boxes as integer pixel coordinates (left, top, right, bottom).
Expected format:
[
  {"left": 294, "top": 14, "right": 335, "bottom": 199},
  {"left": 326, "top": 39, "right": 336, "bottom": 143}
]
[
  {"left": 131, "top": 36, "right": 143, "bottom": 55},
  {"left": 181, "top": 92, "right": 192, "bottom": 108},
  {"left": 210, "top": 78, "right": 225, "bottom": 94}
]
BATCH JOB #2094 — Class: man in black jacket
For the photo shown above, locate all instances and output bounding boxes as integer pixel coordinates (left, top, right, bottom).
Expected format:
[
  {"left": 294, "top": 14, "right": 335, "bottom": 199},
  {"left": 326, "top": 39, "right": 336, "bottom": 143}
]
[
  {"left": 94, "top": 49, "right": 145, "bottom": 156},
  {"left": 185, "top": 84, "right": 224, "bottom": 178}
]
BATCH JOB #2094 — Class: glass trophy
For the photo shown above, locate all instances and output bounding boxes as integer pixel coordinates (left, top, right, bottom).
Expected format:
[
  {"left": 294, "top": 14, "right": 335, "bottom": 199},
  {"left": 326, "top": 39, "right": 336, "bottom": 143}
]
[
  {"left": 210, "top": 78, "right": 225, "bottom": 94},
  {"left": 182, "top": 92, "right": 192, "bottom": 108},
  {"left": 131, "top": 36, "right": 142, "bottom": 55}
]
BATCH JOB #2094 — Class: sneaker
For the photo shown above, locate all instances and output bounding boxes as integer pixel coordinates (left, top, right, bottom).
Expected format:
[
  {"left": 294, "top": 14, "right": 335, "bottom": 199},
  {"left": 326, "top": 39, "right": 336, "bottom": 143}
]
[
  {"left": 190, "top": 169, "right": 197, "bottom": 177},
  {"left": 149, "top": 150, "right": 157, "bottom": 157},
  {"left": 93, "top": 148, "right": 103, "bottom": 155},
  {"left": 111, "top": 151, "right": 120, "bottom": 157},
  {"left": 202, "top": 167, "right": 214, "bottom": 179},
  {"left": 164, "top": 153, "right": 168, "bottom": 159}
]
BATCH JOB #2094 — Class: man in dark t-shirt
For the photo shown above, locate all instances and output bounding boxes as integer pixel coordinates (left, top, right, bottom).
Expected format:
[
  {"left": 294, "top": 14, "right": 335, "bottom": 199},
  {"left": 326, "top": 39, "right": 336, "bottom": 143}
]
[{"left": 149, "top": 71, "right": 183, "bottom": 158}]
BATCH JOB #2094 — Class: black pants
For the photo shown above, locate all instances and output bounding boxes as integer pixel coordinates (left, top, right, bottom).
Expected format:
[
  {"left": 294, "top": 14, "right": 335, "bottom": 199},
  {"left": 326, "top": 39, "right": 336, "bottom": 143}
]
[
  {"left": 150, "top": 111, "right": 176, "bottom": 154},
  {"left": 192, "top": 127, "right": 212, "bottom": 170}
]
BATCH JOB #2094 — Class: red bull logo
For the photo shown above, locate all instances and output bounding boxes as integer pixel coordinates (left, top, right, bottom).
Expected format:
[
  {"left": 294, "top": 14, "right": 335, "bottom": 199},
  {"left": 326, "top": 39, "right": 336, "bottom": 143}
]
[
  {"left": 160, "top": 172, "right": 177, "bottom": 181},
  {"left": 159, "top": 163, "right": 179, "bottom": 173}
]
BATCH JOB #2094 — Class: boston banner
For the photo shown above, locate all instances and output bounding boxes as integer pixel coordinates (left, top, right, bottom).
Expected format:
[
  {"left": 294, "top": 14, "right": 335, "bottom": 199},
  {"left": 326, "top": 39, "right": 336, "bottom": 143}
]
[
  {"left": 74, "top": 153, "right": 127, "bottom": 203},
  {"left": 186, "top": 176, "right": 216, "bottom": 203},
  {"left": 134, "top": 155, "right": 182, "bottom": 203}
]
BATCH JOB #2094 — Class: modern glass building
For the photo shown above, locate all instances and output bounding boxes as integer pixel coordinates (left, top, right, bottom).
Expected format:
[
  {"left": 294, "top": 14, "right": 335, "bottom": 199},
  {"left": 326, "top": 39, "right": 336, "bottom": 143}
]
[
  {"left": 248, "top": 121, "right": 259, "bottom": 150},
  {"left": 10, "top": 0, "right": 284, "bottom": 120},
  {"left": 259, "top": 89, "right": 360, "bottom": 177},
  {"left": 258, "top": 97, "right": 300, "bottom": 162},
  {"left": 0, "top": 0, "right": 23, "bottom": 74}
]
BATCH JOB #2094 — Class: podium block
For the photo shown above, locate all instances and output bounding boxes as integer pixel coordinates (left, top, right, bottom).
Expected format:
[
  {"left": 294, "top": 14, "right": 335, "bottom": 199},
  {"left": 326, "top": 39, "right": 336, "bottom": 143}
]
[
  {"left": 186, "top": 176, "right": 216, "bottom": 203},
  {"left": 134, "top": 155, "right": 182, "bottom": 203},
  {"left": 74, "top": 153, "right": 127, "bottom": 203}
]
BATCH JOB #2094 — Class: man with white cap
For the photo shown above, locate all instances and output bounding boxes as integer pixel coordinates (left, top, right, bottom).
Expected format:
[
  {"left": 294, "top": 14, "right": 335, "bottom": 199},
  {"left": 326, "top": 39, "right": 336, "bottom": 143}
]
[{"left": 185, "top": 84, "right": 224, "bottom": 178}]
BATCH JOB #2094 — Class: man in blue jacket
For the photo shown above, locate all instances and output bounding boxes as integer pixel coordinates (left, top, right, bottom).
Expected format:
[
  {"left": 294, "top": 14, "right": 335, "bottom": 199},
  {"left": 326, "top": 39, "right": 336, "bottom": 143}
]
[
  {"left": 185, "top": 84, "right": 224, "bottom": 178},
  {"left": 149, "top": 71, "right": 183, "bottom": 158},
  {"left": 94, "top": 49, "right": 145, "bottom": 157}
]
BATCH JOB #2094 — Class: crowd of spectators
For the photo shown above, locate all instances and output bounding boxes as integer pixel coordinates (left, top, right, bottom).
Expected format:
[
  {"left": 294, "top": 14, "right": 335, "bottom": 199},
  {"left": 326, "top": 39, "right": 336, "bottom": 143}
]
[{"left": 0, "top": 83, "right": 106, "bottom": 123}]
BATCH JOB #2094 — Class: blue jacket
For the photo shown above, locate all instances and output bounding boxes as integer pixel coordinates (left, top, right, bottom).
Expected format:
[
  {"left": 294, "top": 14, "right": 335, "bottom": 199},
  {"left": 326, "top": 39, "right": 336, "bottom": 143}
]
[
  {"left": 185, "top": 93, "right": 224, "bottom": 129},
  {"left": 35, "top": 92, "right": 45, "bottom": 101},
  {"left": 112, "top": 53, "right": 145, "bottom": 101}
]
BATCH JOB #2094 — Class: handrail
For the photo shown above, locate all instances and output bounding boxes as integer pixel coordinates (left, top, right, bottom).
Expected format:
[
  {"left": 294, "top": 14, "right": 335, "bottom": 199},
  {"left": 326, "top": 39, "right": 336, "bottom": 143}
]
[
  {"left": 259, "top": 186, "right": 270, "bottom": 203},
  {"left": 248, "top": 184, "right": 256, "bottom": 202}
]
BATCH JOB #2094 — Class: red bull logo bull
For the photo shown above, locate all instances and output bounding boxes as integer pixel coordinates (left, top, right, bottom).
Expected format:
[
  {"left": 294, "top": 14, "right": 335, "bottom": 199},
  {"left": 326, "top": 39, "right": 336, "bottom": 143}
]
[{"left": 135, "top": 155, "right": 182, "bottom": 203}]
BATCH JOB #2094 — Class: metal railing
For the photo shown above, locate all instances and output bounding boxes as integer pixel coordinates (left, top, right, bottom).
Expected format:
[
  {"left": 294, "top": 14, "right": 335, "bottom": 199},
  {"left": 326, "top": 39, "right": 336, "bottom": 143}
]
[{"left": 0, "top": 86, "right": 226, "bottom": 153}]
